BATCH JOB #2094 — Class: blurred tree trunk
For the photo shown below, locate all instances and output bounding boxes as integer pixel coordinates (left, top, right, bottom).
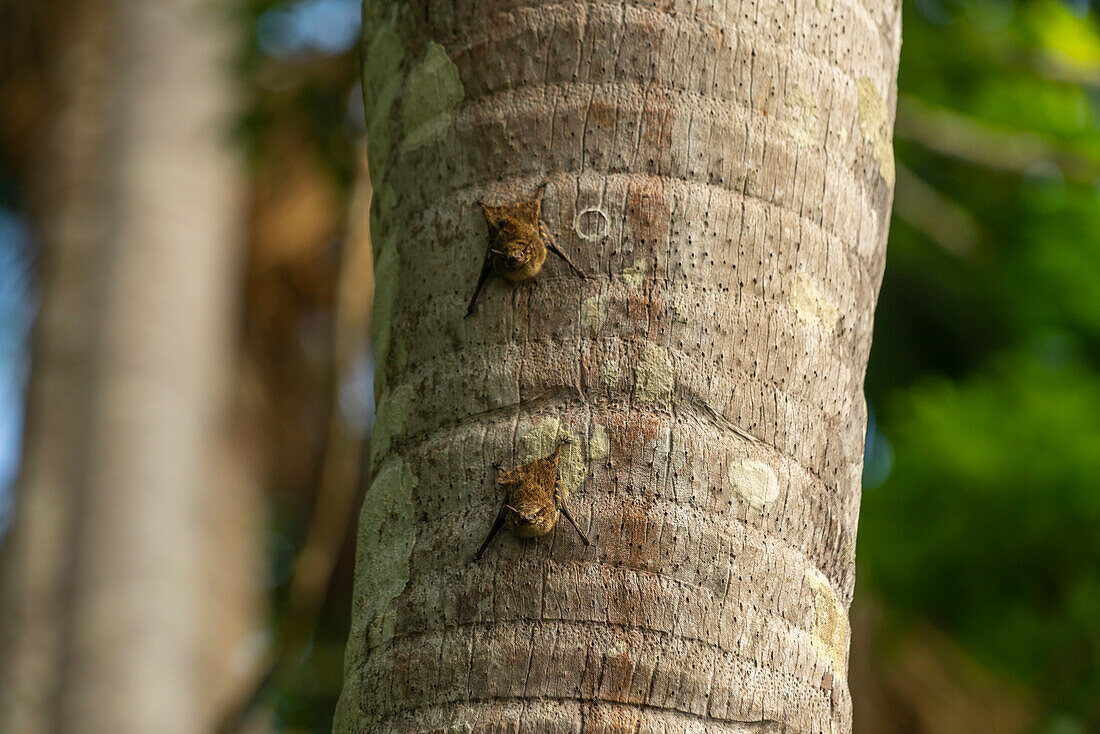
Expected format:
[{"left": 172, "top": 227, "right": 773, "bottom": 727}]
[
  {"left": 338, "top": 0, "right": 901, "bottom": 731},
  {"left": 0, "top": 1, "right": 254, "bottom": 733},
  {"left": 0, "top": 2, "right": 113, "bottom": 731}
]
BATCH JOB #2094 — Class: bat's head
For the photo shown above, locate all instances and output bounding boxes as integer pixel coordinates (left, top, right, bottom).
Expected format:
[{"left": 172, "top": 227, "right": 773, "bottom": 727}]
[
  {"left": 491, "top": 238, "right": 537, "bottom": 270},
  {"left": 505, "top": 500, "right": 559, "bottom": 538},
  {"left": 482, "top": 199, "right": 547, "bottom": 280}
]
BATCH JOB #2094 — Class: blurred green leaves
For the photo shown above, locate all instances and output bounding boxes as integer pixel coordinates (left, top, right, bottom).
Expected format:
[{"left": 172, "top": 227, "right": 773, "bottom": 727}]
[
  {"left": 863, "top": 357, "right": 1100, "bottom": 708},
  {"left": 862, "top": 0, "right": 1100, "bottom": 726}
]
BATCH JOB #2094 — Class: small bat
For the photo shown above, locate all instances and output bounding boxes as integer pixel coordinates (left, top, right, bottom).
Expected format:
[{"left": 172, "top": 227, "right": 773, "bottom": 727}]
[
  {"left": 466, "top": 183, "right": 585, "bottom": 317},
  {"left": 475, "top": 442, "right": 591, "bottom": 560}
]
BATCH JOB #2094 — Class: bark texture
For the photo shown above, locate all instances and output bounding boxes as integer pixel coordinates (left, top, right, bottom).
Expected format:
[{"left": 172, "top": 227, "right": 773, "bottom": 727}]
[{"left": 338, "top": 0, "right": 901, "bottom": 731}]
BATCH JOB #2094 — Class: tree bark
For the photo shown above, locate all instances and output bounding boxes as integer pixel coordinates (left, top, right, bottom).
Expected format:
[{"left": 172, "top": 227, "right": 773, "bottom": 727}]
[{"left": 338, "top": 0, "right": 901, "bottom": 731}]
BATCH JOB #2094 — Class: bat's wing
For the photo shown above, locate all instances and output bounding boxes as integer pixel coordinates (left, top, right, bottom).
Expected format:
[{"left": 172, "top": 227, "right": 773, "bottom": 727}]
[
  {"left": 541, "top": 222, "right": 584, "bottom": 277},
  {"left": 558, "top": 500, "right": 590, "bottom": 546},
  {"left": 475, "top": 504, "right": 509, "bottom": 560},
  {"left": 465, "top": 252, "right": 494, "bottom": 318}
]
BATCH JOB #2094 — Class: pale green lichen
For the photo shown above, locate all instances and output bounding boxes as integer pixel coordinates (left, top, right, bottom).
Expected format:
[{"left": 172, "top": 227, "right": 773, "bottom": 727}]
[
  {"left": 621, "top": 260, "right": 646, "bottom": 288},
  {"left": 807, "top": 569, "right": 850, "bottom": 674},
  {"left": 581, "top": 294, "right": 606, "bottom": 331},
  {"left": 588, "top": 425, "right": 610, "bottom": 461},
  {"left": 558, "top": 439, "right": 588, "bottom": 501},
  {"left": 789, "top": 272, "right": 839, "bottom": 331},
  {"left": 334, "top": 458, "right": 417, "bottom": 731},
  {"left": 369, "top": 384, "right": 414, "bottom": 472},
  {"left": 602, "top": 359, "right": 621, "bottom": 389},
  {"left": 633, "top": 343, "right": 675, "bottom": 406},
  {"left": 520, "top": 417, "right": 588, "bottom": 501},
  {"left": 520, "top": 417, "right": 563, "bottom": 460},
  {"left": 728, "top": 459, "right": 780, "bottom": 509},
  {"left": 857, "top": 77, "right": 895, "bottom": 186},
  {"left": 362, "top": 10, "right": 405, "bottom": 173},
  {"left": 840, "top": 534, "right": 856, "bottom": 570},
  {"left": 400, "top": 42, "right": 463, "bottom": 151},
  {"left": 783, "top": 85, "right": 818, "bottom": 149}
]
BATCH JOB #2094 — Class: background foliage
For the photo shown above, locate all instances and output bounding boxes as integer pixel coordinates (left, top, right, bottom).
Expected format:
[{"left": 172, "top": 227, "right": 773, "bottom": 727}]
[{"left": 860, "top": 1, "right": 1100, "bottom": 730}]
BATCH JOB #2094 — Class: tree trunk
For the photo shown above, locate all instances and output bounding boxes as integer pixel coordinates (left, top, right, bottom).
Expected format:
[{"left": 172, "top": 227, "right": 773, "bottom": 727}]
[
  {"left": 0, "top": 1, "right": 248, "bottom": 733},
  {"left": 338, "top": 0, "right": 901, "bottom": 731},
  {"left": 0, "top": 2, "right": 113, "bottom": 731}
]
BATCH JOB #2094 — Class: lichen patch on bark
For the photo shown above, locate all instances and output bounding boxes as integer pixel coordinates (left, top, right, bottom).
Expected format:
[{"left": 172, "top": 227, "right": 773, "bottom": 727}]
[
  {"left": 369, "top": 384, "right": 413, "bottom": 473},
  {"left": 728, "top": 459, "right": 781, "bottom": 509},
  {"left": 361, "top": 9, "right": 404, "bottom": 168},
  {"left": 588, "top": 425, "right": 610, "bottom": 461},
  {"left": 633, "top": 343, "right": 675, "bottom": 406},
  {"left": 620, "top": 260, "right": 646, "bottom": 288},
  {"left": 602, "top": 359, "right": 621, "bottom": 389},
  {"left": 581, "top": 294, "right": 607, "bottom": 331},
  {"left": 334, "top": 457, "right": 417, "bottom": 730},
  {"left": 783, "top": 85, "right": 819, "bottom": 149},
  {"left": 520, "top": 417, "right": 565, "bottom": 461},
  {"left": 789, "top": 272, "right": 840, "bottom": 331},
  {"left": 400, "top": 42, "right": 463, "bottom": 151},
  {"left": 857, "top": 76, "right": 895, "bottom": 186},
  {"left": 807, "top": 570, "right": 851, "bottom": 675}
]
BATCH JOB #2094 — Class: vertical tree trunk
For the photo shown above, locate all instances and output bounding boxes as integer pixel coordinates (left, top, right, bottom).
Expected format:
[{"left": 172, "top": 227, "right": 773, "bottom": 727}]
[
  {"left": 338, "top": 0, "right": 901, "bottom": 731},
  {"left": 56, "top": 2, "right": 242, "bottom": 731},
  {"left": 0, "top": 2, "right": 113, "bottom": 731},
  {"left": 0, "top": 2, "right": 247, "bottom": 733}
]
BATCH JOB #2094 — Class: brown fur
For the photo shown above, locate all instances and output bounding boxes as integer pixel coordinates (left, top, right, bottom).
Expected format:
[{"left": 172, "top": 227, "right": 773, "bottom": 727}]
[
  {"left": 475, "top": 443, "right": 591, "bottom": 559},
  {"left": 465, "top": 184, "right": 584, "bottom": 317}
]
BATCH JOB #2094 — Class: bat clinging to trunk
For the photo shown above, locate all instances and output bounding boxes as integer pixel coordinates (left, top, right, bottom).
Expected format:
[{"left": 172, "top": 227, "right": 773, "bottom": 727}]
[
  {"left": 466, "top": 183, "right": 585, "bottom": 317},
  {"left": 475, "top": 442, "right": 591, "bottom": 560}
]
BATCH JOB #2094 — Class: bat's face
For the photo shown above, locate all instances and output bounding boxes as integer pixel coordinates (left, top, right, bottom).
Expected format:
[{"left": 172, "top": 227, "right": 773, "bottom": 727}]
[
  {"left": 482, "top": 199, "right": 548, "bottom": 281},
  {"left": 490, "top": 227, "right": 546, "bottom": 280},
  {"left": 492, "top": 237, "right": 536, "bottom": 270},
  {"left": 505, "top": 498, "right": 559, "bottom": 538}
]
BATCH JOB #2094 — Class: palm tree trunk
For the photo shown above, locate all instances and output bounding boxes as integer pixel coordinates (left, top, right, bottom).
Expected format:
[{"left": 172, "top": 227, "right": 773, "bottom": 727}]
[{"left": 338, "top": 0, "right": 901, "bottom": 730}]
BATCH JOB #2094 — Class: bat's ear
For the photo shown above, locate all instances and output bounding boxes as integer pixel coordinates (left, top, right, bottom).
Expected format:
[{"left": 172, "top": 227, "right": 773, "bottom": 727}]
[{"left": 480, "top": 201, "right": 504, "bottom": 229}]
